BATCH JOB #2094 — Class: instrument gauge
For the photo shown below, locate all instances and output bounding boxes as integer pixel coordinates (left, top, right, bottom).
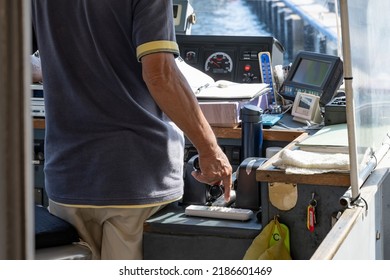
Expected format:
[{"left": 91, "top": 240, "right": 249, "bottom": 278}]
[
  {"left": 185, "top": 51, "right": 197, "bottom": 63},
  {"left": 204, "top": 52, "right": 233, "bottom": 74}
]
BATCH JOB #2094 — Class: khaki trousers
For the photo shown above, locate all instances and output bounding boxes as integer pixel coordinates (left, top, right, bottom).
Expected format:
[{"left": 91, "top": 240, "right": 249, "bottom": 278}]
[{"left": 48, "top": 200, "right": 164, "bottom": 260}]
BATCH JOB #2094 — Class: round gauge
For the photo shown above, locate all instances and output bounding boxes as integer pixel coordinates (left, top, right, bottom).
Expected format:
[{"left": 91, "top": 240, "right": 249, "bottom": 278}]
[
  {"left": 204, "top": 52, "right": 233, "bottom": 74},
  {"left": 185, "top": 51, "right": 197, "bottom": 63}
]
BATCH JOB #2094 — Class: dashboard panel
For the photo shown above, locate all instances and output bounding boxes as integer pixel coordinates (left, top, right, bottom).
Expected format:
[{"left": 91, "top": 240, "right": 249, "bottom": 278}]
[{"left": 176, "top": 35, "right": 285, "bottom": 83}]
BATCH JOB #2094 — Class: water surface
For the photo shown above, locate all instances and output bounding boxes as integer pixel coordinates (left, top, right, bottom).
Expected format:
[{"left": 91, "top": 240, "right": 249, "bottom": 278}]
[{"left": 189, "top": 0, "right": 269, "bottom": 36}]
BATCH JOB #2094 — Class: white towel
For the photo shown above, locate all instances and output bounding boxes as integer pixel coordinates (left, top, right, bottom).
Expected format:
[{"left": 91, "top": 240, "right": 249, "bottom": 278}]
[{"left": 272, "top": 149, "right": 350, "bottom": 175}]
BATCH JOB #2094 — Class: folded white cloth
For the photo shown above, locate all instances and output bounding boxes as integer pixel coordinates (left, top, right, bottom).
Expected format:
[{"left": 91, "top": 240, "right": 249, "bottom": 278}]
[{"left": 272, "top": 149, "right": 350, "bottom": 174}]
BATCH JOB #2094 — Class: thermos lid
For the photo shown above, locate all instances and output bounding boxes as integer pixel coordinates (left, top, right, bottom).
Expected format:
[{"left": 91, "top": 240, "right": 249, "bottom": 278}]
[{"left": 240, "top": 104, "right": 263, "bottom": 123}]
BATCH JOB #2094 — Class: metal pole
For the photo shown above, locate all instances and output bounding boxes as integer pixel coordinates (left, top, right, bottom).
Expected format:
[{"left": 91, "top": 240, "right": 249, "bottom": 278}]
[
  {"left": 338, "top": 0, "right": 360, "bottom": 200},
  {"left": 0, "top": 0, "right": 34, "bottom": 259}
]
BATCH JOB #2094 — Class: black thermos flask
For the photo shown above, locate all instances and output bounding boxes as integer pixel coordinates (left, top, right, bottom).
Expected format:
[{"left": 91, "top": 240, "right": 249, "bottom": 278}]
[{"left": 240, "top": 104, "right": 263, "bottom": 161}]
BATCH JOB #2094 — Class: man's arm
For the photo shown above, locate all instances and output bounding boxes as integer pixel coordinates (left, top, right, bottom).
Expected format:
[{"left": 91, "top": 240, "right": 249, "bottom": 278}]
[{"left": 141, "top": 52, "right": 232, "bottom": 201}]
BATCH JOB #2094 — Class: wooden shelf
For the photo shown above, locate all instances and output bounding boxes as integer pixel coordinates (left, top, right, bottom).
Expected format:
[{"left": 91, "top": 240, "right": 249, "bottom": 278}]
[
  {"left": 34, "top": 118, "right": 304, "bottom": 143},
  {"left": 33, "top": 118, "right": 45, "bottom": 130},
  {"left": 256, "top": 133, "right": 351, "bottom": 187},
  {"left": 211, "top": 126, "right": 303, "bottom": 142}
]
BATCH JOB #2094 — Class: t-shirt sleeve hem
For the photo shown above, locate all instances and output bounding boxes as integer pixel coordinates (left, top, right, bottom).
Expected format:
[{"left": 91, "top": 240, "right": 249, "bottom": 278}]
[{"left": 136, "top": 40, "right": 180, "bottom": 62}]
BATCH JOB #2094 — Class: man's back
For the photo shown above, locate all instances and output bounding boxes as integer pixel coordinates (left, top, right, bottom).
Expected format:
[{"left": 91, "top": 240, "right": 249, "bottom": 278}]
[{"left": 31, "top": 0, "right": 185, "bottom": 206}]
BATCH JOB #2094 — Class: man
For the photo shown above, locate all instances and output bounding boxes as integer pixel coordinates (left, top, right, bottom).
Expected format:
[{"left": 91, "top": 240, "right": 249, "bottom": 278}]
[{"left": 31, "top": 0, "right": 232, "bottom": 259}]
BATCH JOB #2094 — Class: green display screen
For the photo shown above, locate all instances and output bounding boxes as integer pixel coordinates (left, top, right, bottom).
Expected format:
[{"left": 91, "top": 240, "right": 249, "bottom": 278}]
[{"left": 292, "top": 59, "right": 331, "bottom": 87}]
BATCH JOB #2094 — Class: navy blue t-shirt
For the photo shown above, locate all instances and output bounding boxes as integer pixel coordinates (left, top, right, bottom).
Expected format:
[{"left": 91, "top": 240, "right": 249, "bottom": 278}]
[{"left": 31, "top": 0, "right": 184, "bottom": 206}]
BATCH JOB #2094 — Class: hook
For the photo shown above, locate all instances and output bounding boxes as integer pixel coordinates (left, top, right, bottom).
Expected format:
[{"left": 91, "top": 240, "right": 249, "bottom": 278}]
[{"left": 310, "top": 192, "right": 317, "bottom": 207}]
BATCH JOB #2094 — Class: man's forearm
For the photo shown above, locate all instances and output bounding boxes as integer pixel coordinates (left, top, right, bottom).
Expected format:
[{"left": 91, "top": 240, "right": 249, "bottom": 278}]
[{"left": 142, "top": 53, "right": 219, "bottom": 154}]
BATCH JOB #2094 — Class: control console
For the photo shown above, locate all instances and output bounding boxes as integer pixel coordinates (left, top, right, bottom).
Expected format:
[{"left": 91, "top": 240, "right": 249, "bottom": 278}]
[{"left": 176, "top": 35, "right": 284, "bottom": 84}]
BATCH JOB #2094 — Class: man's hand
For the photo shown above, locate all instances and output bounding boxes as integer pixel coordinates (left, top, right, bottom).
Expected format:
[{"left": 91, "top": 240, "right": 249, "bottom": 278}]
[{"left": 191, "top": 146, "right": 233, "bottom": 202}]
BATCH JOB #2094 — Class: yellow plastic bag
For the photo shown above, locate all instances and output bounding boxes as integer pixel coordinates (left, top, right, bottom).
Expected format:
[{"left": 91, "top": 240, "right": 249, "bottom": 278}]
[{"left": 243, "top": 217, "right": 292, "bottom": 260}]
